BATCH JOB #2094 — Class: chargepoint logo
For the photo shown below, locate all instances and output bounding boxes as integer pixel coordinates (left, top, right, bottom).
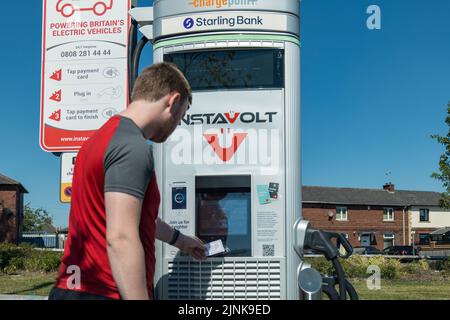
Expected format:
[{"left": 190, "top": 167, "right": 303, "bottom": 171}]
[{"left": 189, "top": 0, "right": 258, "bottom": 9}]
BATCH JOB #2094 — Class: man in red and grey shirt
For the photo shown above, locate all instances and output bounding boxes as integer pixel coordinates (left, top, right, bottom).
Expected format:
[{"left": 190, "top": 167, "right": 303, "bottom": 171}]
[{"left": 49, "top": 63, "right": 205, "bottom": 300}]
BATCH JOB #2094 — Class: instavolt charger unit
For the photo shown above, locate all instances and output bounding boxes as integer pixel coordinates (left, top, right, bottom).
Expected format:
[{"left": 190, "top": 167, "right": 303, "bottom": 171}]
[
  {"left": 133, "top": 0, "right": 301, "bottom": 300},
  {"left": 129, "top": 0, "right": 357, "bottom": 300}
]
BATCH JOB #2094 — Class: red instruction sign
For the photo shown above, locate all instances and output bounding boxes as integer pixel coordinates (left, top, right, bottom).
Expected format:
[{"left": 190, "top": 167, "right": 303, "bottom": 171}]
[{"left": 40, "top": 0, "right": 130, "bottom": 152}]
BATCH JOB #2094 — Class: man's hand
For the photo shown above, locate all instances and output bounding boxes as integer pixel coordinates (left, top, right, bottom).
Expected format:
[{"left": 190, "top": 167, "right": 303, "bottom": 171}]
[
  {"left": 156, "top": 218, "right": 206, "bottom": 260},
  {"left": 174, "top": 234, "right": 206, "bottom": 261}
]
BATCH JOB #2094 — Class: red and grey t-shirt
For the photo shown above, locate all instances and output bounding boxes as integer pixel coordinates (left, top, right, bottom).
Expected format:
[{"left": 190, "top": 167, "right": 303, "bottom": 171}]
[{"left": 55, "top": 115, "right": 160, "bottom": 300}]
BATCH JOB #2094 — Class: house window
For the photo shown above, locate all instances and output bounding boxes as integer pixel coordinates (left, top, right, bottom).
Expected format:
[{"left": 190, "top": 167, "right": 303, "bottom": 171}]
[
  {"left": 418, "top": 233, "right": 430, "bottom": 245},
  {"left": 336, "top": 207, "right": 348, "bottom": 221},
  {"left": 419, "top": 209, "right": 430, "bottom": 222},
  {"left": 383, "top": 233, "right": 395, "bottom": 249},
  {"left": 383, "top": 208, "right": 394, "bottom": 221}
]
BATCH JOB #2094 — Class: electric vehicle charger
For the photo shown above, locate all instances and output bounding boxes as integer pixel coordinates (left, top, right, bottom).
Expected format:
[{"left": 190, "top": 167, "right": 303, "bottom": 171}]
[
  {"left": 304, "top": 229, "right": 359, "bottom": 300},
  {"left": 127, "top": 0, "right": 359, "bottom": 300},
  {"left": 294, "top": 219, "right": 359, "bottom": 300},
  {"left": 322, "top": 277, "right": 359, "bottom": 300}
]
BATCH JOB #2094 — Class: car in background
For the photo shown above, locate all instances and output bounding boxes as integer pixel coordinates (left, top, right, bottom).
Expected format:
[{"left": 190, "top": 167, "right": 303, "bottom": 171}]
[
  {"left": 353, "top": 246, "right": 382, "bottom": 255},
  {"left": 382, "top": 245, "right": 421, "bottom": 256}
]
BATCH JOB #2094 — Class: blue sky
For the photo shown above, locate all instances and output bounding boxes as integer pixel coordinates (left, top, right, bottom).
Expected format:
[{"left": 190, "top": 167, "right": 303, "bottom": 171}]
[{"left": 0, "top": 0, "right": 448, "bottom": 227}]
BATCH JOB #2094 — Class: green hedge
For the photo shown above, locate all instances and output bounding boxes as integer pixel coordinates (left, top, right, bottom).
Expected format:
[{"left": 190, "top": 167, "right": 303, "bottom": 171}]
[
  {"left": 306, "top": 255, "right": 431, "bottom": 280},
  {"left": 1, "top": 243, "right": 448, "bottom": 277},
  {"left": 0, "top": 243, "right": 62, "bottom": 274},
  {"left": 427, "top": 257, "right": 450, "bottom": 272}
]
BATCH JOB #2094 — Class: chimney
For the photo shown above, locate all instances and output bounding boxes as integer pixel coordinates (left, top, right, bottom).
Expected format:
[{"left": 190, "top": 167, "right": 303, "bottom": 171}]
[{"left": 383, "top": 183, "right": 395, "bottom": 193}]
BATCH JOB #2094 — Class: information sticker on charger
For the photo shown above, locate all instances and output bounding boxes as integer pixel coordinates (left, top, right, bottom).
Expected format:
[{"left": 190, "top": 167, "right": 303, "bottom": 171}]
[{"left": 205, "top": 240, "right": 226, "bottom": 257}]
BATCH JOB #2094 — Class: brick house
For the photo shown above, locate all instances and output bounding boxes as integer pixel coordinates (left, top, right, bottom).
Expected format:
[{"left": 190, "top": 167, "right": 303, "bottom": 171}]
[
  {"left": 410, "top": 204, "right": 450, "bottom": 246},
  {"left": 302, "top": 184, "right": 442, "bottom": 250},
  {"left": 0, "top": 173, "right": 28, "bottom": 244}
]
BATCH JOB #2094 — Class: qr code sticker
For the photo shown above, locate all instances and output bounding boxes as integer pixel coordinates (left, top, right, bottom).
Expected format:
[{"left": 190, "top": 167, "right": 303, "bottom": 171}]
[{"left": 262, "top": 244, "right": 275, "bottom": 257}]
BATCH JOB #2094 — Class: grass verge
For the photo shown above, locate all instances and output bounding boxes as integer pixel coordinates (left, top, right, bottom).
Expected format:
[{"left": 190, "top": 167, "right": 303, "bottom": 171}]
[
  {"left": 0, "top": 273, "right": 449, "bottom": 300},
  {"left": 0, "top": 272, "right": 56, "bottom": 297},
  {"left": 350, "top": 278, "right": 450, "bottom": 300}
]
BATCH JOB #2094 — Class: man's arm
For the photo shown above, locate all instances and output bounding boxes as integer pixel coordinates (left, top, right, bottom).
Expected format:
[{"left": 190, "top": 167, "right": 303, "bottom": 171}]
[
  {"left": 105, "top": 192, "right": 149, "bottom": 300},
  {"left": 156, "top": 218, "right": 206, "bottom": 261}
]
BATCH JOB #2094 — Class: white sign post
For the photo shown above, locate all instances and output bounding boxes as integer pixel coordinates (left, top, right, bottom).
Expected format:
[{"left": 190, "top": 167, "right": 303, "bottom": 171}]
[{"left": 40, "top": 0, "right": 131, "bottom": 152}]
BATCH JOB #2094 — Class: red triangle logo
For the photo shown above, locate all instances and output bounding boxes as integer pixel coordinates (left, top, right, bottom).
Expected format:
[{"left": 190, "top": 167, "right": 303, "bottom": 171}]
[
  {"left": 49, "top": 90, "right": 62, "bottom": 102},
  {"left": 224, "top": 112, "right": 240, "bottom": 124},
  {"left": 49, "top": 109, "right": 61, "bottom": 122},
  {"left": 204, "top": 131, "right": 248, "bottom": 162},
  {"left": 50, "top": 69, "right": 62, "bottom": 82}
]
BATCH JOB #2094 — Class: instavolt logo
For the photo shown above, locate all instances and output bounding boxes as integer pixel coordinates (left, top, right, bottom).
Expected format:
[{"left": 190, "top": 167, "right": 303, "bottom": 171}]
[{"left": 183, "top": 17, "right": 195, "bottom": 29}]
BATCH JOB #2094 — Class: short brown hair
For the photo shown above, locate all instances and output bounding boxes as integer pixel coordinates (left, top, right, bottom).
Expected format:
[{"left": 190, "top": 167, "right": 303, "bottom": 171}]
[{"left": 131, "top": 62, "right": 192, "bottom": 105}]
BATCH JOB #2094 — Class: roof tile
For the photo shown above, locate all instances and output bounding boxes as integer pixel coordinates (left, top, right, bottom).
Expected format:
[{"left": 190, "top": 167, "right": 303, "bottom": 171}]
[{"left": 303, "top": 186, "right": 442, "bottom": 207}]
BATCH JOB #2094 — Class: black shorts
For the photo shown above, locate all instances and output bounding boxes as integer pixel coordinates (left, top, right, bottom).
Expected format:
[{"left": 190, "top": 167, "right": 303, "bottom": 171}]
[{"left": 48, "top": 287, "right": 115, "bottom": 300}]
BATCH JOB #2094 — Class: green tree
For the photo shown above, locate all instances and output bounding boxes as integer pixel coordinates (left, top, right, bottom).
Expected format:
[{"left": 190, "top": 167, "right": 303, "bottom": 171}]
[
  {"left": 23, "top": 203, "right": 53, "bottom": 232},
  {"left": 431, "top": 102, "right": 450, "bottom": 208}
]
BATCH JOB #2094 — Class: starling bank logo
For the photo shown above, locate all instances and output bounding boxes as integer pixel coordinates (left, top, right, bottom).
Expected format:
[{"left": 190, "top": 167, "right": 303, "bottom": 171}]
[
  {"left": 183, "top": 17, "right": 195, "bottom": 29},
  {"left": 183, "top": 15, "right": 263, "bottom": 29}
]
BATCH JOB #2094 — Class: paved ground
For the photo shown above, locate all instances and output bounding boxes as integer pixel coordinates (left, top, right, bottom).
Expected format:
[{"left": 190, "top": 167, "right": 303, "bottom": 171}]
[{"left": 0, "top": 294, "right": 47, "bottom": 300}]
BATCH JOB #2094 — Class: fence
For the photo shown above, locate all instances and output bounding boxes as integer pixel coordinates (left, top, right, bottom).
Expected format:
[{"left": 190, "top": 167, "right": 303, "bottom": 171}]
[{"left": 20, "top": 233, "right": 67, "bottom": 249}]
